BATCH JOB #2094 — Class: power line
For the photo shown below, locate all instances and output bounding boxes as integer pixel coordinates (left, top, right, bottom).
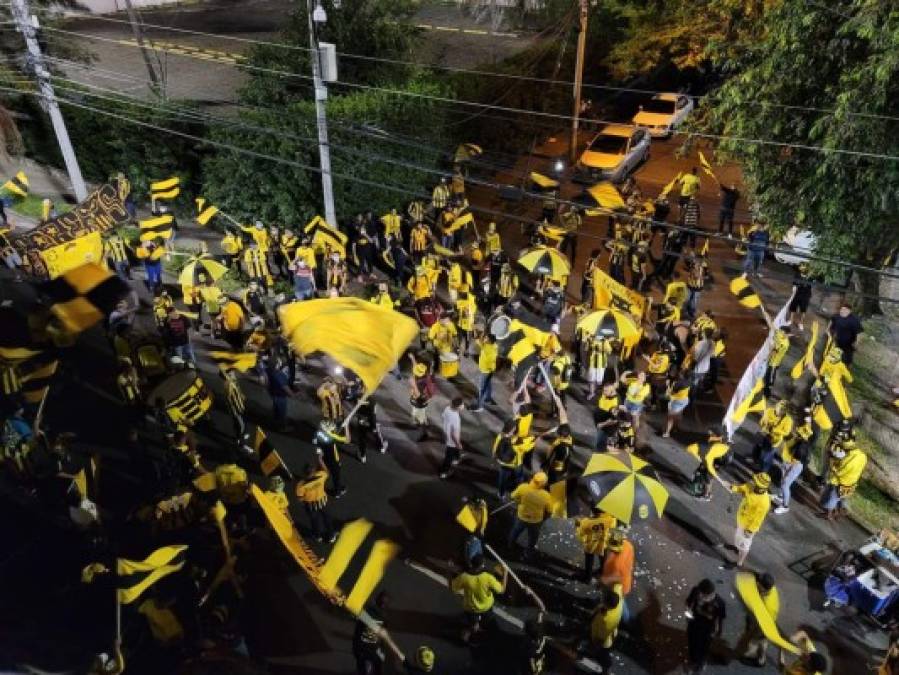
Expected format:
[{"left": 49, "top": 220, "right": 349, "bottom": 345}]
[
  {"left": 0, "top": 82, "right": 896, "bottom": 302},
  {"left": 35, "top": 24, "right": 899, "bottom": 162},
  {"left": 32, "top": 6, "right": 899, "bottom": 124},
  {"left": 4, "top": 75, "right": 897, "bottom": 286}
]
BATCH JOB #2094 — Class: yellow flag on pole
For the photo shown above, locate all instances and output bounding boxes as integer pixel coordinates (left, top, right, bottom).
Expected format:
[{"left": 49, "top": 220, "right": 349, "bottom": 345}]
[
  {"left": 116, "top": 545, "right": 188, "bottom": 604},
  {"left": 279, "top": 298, "right": 418, "bottom": 393},
  {"left": 660, "top": 172, "right": 682, "bottom": 198},
  {"left": 698, "top": 151, "right": 718, "bottom": 182},
  {"left": 730, "top": 377, "right": 767, "bottom": 427},
  {"left": 790, "top": 322, "right": 819, "bottom": 379},
  {"left": 729, "top": 276, "right": 761, "bottom": 309},
  {"left": 587, "top": 182, "right": 626, "bottom": 210},
  {"left": 735, "top": 572, "right": 801, "bottom": 654}
]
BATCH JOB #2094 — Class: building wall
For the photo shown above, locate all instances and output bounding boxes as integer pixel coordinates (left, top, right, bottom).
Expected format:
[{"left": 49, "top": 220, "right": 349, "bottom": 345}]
[{"left": 75, "top": 0, "right": 184, "bottom": 13}]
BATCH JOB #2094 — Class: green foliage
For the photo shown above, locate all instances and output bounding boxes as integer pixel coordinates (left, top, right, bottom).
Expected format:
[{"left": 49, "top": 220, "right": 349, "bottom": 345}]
[
  {"left": 239, "top": 0, "right": 420, "bottom": 107},
  {"left": 699, "top": 0, "right": 899, "bottom": 312},
  {"left": 8, "top": 193, "right": 71, "bottom": 219},
  {"left": 202, "top": 81, "right": 449, "bottom": 223}
]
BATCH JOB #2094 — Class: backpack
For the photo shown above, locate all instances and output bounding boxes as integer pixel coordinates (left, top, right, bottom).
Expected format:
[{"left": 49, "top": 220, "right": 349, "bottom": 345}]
[{"left": 463, "top": 534, "right": 483, "bottom": 568}]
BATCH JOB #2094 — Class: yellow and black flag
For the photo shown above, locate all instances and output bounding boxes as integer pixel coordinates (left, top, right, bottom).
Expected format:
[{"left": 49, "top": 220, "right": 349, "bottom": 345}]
[
  {"left": 729, "top": 377, "right": 767, "bottom": 427},
  {"left": 209, "top": 350, "right": 257, "bottom": 373},
  {"left": 304, "top": 215, "right": 347, "bottom": 257},
  {"left": 698, "top": 151, "right": 719, "bottom": 183},
  {"left": 811, "top": 376, "right": 852, "bottom": 431},
  {"left": 0, "top": 307, "right": 42, "bottom": 364},
  {"left": 1, "top": 171, "right": 29, "bottom": 198},
  {"left": 729, "top": 276, "right": 761, "bottom": 309},
  {"left": 444, "top": 211, "right": 473, "bottom": 234},
  {"left": 659, "top": 172, "right": 682, "bottom": 199},
  {"left": 253, "top": 427, "right": 292, "bottom": 479},
  {"left": 18, "top": 356, "right": 59, "bottom": 405},
  {"left": 116, "top": 545, "right": 188, "bottom": 604},
  {"left": 790, "top": 321, "right": 819, "bottom": 379},
  {"left": 195, "top": 197, "right": 219, "bottom": 226},
  {"left": 496, "top": 321, "right": 542, "bottom": 392},
  {"left": 150, "top": 176, "right": 181, "bottom": 201},
  {"left": 139, "top": 214, "right": 175, "bottom": 242},
  {"left": 318, "top": 518, "right": 401, "bottom": 616},
  {"left": 40, "top": 263, "right": 130, "bottom": 334}
]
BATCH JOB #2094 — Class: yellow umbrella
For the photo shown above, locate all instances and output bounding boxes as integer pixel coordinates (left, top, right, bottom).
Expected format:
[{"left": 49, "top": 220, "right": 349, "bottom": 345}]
[
  {"left": 577, "top": 309, "right": 640, "bottom": 342},
  {"left": 178, "top": 254, "right": 228, "bottom": 287},
  {"left": 517, "top": 246, "right": 570, "bottom": 281},
  {"left": 581, "top": 452, "right": 668, "bottom": 524}
]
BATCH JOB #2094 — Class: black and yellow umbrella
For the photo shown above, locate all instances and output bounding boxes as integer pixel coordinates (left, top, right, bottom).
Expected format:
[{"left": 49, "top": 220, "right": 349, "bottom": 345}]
[
  {"left": 577, "top": 309, "right": 640, "bottom": 342},
  {"left": 178, "top": 254, "right": 229, "bottom": 287},
  {"left": 454, "top": 143, "right": 483, "bottom": 164},
  {"left": 517, "top": 246, "right": 570, "bottom": 281},
  {"left": 581, "top": 452, "right": 668, "bottom": 524}
]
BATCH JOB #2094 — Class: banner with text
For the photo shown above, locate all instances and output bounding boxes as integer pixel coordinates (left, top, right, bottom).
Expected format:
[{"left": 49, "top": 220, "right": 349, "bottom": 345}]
[
  {"left": 592, "top": 268, "right": 648, "bottom": 319},
  {"left": 723, "top": 291, "right": 794, "bottom": 440}
]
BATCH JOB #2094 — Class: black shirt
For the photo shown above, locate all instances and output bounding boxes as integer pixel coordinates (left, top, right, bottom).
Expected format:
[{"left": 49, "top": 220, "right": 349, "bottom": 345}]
[
  {"left": 829, "top": 313, "right": 863, "bottom": 349},
  {"left": 686, "top": 586, "right": 726, "bottom": 635},
  {"left": 720, "top": 186, "right": 740, "bottom": 210}
]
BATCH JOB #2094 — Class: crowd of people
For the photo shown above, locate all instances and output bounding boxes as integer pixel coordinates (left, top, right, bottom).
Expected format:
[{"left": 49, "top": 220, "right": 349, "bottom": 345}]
[{"left": 0, "top": 160, "right": 887, "bottom": 675}]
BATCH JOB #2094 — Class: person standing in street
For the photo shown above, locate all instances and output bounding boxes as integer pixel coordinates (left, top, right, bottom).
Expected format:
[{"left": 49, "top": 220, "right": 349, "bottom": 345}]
[
  {"left": 742, "top": 222, "right": 770, "bottom": 277},
  {"left": 439, "top": 397, "right": 464, "bottom": 479},
  {"left": 828, "top": 303, "right": 863, "bottom": 365},
  {"left": 314, "top": 419, "right": 349, "bottom": 497},
  {"left": 677, "top": 168, "right": 701, "bottom": 210},
  {"left": 725, "top": 472, "right": 772, "bottom": 568},
  {"left": 685, "top": 578, "right": 726, "bottom": 674},
  {"left": 508, "top": 471, "right": 553, "bottom": 559},
  {"left": 601, "top": 528, "right": 635, "bottom": 624},
  {"left": 450, "top": 554, "right": 507, "bottom": 643},
  {"left": 162, "top": 307, "right": 196, "bottom": 364},
  {"left": 788, "top": 264, "right": 814, "bottom": 331},
  {"left": 587, "top": 582, "right": 624, "bottom": 674},
  {"left": 264, "top": 357, "right": 296, "bottom": 430},
  {"left": 295, "top": 463, "right": 337, "bottom": 543},
  {"left": 471, "top": 333, "right": 498, "bottom": 412},
  {"left": 575, "top": 506, "right": 617, "bottom": 582},
  {"left": 718, "top": 183, "right": 740, "bottom": 235}
]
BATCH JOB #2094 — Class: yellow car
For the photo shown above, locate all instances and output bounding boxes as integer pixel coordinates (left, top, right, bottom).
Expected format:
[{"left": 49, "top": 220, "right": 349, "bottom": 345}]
[{"left": 576, "top": 124, "right": 650, "bottom": 183}]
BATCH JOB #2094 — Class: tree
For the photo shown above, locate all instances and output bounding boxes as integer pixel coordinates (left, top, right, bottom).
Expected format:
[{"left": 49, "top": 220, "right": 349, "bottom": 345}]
[
  {"left": 202, "top": 82, "right": 449, "bottom": 223},
  {"left": 701, "top": 0, "right": 899, "bottom": 314}
]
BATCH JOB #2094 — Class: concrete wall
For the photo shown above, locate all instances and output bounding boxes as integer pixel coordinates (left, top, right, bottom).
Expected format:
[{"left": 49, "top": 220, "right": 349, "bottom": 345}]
[{"left": 74, "top": 0, "right": 184, "bottom": 13}]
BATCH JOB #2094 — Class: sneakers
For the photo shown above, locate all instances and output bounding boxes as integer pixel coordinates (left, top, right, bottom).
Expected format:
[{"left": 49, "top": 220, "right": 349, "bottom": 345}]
[
  {"left": 469, "top": 407, "right": 485, "bottom": 413},
  {"left": 359, "top": 455, "right": 367, "bottom": 464},
  {"left": 774, "top": 506, "right": 789, "bottom": 514}
]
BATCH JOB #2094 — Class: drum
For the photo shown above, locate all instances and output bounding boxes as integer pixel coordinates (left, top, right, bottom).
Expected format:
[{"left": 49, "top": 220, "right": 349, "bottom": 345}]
[
  {"left": 149, "top": 371, "right": 213, "bottom": 427},
  {"left": 439, "top": 352, "right": 460, "bottom": 378}
]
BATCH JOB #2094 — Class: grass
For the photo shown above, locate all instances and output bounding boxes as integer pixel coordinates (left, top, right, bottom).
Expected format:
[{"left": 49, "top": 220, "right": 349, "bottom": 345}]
[
  {"left": 8, "top": 194, "right": 72, "bottom": 220},
  {"left": 849, "top": 481, "right": 899, "bottom": 532}
]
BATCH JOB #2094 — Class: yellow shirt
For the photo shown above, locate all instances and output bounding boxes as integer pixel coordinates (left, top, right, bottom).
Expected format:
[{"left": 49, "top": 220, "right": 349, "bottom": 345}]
[
  {"left": 455, "top": 294, "right": 477, "bottom": 331},
  {"left": 760, "top": 410, "right": 793, "bottom": 446},
  {"left": 220, "top": 301, "right": 244, "bottom": 331},
  {"left": 828, "top": 448, "right": 867, "bottom": 488},
  {"left": 381, "top": 213, "right": 402, "bottom": 238},
  {"left": 590, "top": 583, "right": 624, "bottom": 647},
  {"left": 478, "top": 341, "right": 498, "bottom": 374},
  {"left": 408, "top": 274, "right": 432, "bottom": 301},
  {"left": 768, "top": 331, "right": 790, "bottom": 367},
  {"left": 485, "top": 230, "right": 501, "bottom": 255},
  {"left": 576, "top": 513, "right": 617, "bottom": 555},
  {"left": 647, "top": 352, "right": 670, "bottom": 375},
  {"left": 428, "top": 322, "right": 457, "bottom": 353},
  {"left": 626, "top": 382, "right": 651, "bottom": 405},
  {"left": 511, "top": 482, "right": 553, "bottom": 523},
  {"left": 679, "top": 173, "right": 701, "bottom": 197},
  {"left": 451, "top": 571, "right": 503, "bottom": 613},
  {"left": 295, "top": 245, "right": 317, "bottom": 269},
  {"left": 371, "top": 292, "right": 396, "bottom": 309},
  {"left": 515, "top": 412, "right": 534, "bottom": 438},
  {"left": 732, "top": 484, "right": 771, "bottom": 532},
  {"left": 819, "top": 359, "right": 852, "bottom": 384}
]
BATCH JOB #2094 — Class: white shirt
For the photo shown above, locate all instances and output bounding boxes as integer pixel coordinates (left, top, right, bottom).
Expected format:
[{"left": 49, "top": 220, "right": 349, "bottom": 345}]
[
  {"left": 694, "top": 338, "right": 713, "bottom": 374},
  {"left": 442, "top": 406, "right": 462, "bottom": 448}
]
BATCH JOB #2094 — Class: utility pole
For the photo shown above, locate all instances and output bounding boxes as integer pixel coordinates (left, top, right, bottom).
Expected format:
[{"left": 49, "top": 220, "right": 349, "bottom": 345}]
[
  {"left": 306, "top": 0, "right": 337, "bottom": 228},
  {"left": 11, "top": 0, "right": 87, "bottom": 201},
  {"left": 569, "top": 0, "right": 588, "bottom": 164},
  {"left": 122, "top": 0, "right": 162, "bottom": 94}
]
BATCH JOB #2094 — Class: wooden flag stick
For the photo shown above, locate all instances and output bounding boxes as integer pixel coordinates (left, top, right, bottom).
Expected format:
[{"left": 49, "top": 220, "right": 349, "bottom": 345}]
[{"left": 485, "top": 543, "right": 546, "bottom": 613}]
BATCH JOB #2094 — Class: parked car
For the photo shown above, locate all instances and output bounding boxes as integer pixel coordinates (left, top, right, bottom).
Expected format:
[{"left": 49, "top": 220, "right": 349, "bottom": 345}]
[
  {"left": 632, "top": 93, "right": 694, "bottom": 138},
  {"left": 575, "top": 124, "right": 650, "bottom": 183},
  {"left": 774, "top": 226, "right": 817, "bottom": 265}
]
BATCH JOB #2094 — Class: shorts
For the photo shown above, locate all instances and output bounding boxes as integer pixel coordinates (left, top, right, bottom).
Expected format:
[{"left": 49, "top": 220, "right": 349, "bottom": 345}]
[
  {"left": 668, "top": 397, "right": 689, "bottom": 414},
  {"left": 411, "top": 405, "right": 428, "bottom": 425},
  {"left": 587, "top": 367, "right": 606, "bottom": 384},
  {"left": 625, "top": 400, "right": 644, "bottom": 415},
  {"left": 789, "top": 294, "right": 810, "bottom": 313},
  {"left": 734, "top": 527, "right": 755, "bottom": 553}
]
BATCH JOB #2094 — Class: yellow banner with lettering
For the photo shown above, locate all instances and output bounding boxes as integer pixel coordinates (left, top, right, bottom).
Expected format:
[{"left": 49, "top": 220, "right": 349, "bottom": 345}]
[
  {"left": 592, "top": 268, "right": 648, "bottom": 318},
  {"left": 39, "top": 231, "right": 103, "bottom": 279}
]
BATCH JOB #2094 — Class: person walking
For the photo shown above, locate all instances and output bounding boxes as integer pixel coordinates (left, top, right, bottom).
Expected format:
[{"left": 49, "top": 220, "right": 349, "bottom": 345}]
[
  {"left": 685, "top": 427, "right": 731, "bottom": 501},
  {"left": 594, "top": 383, "right": 621, "bottom": 451},
  {"left": 409, "top": 359, "right": 435, "bottom": 441},
  {"left": 828, "top": 303, "right": 863, "bottom": 365},
  {"left": 764, "top": 327, "right": 792, "bottom": 397},
  {"left": 677, "top": 168, "right": 701, "bottom": 210},
  {"left": 350, "top": 395, "right": 389, "bottom": 463},
  {"left": 295, "top": 463, "right": 337, "bottom": 543},
  {"left": 314, "top": 419, "right": 349, "bottom": 497},
  {"left": 725, "top": 472, "right": 772, "bottom": 567},
  {"left": 684, "top": 578, "right": 726, "bottom": 674},
  {"left": 450, "top": 554, "right": 507, "bottom": 643},
  {"left": 742, "top": 222, "right": 769, "bottom": 277},
  {"left": 575, "top": 506, "right": 617, "bottom": 581},
  {"left": 162, "top": 307, "right": 196, "bottom": 364},
  {"left": 718, "top": 183, "right": 740, "bottom": 235},
  {"left": 471, "top": 333, "right": 498, "bottom": 412},
  {"left": 820, "top": 437, "right": 867, "bottom": 520},
  {"left": 788, "top": 264, "right": 814, "bottom": 331},
  {"left": 508, "top": 471, "right": 553, "bottom": 559},
  {"left": 773, "top": 417, "right": 813, "bottom": 514},
  {"left": 754, "top": 400, "right": 794, "bottom": 474},
  {"left": 493, "top": 420, "right": 528, "bottom": 499},
  {"left": 439, "top": 397, "right": 465, "bottom": 479},
  {"left": 264, "top": 357, "right": 296, "bottom": 430},
  {"left": 587, "top": 583, "right": 624, "bottom": 674},
  {"left": 601, "top": 529, "right": 635, "bottom": 624}
]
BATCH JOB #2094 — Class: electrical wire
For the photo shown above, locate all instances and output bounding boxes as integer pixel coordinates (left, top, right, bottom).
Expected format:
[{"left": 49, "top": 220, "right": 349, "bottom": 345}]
[
  {"left": 27, "top": 4, "right": 899, "bottom": 124},
  {"left": 7, "top": 67, "right": 897, "bottom": 282},
  {"left": 34, "top": 24, "right": 899, "bottom": 161}
]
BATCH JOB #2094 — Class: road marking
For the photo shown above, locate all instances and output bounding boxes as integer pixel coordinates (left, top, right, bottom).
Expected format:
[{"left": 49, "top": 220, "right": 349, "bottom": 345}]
[
  {"left": 404, "top": 558, "right": 603, "bottom": 673},
  {"left": 414, "top": 23, "right": 519, "bottom": 38},
  {"left": 115, "top": 38, "right": 241, "bottom": 64}
]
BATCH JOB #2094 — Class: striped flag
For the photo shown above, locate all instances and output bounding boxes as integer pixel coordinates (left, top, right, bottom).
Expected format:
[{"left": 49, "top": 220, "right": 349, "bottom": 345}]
[
  {"left": 1, "top": 171, "right": 29, "bottom": 198},
  {"left": 729, "top": 377, "right": 767, "bottom": 427},
  {"left": 150, "top": 176, "right": 180, "bottom": 201},
  {"left": 19, "top": 356, "right": 59, "bottom": 405},
  {"left": 790, "top": 321, "right": 819, "bottom": 379},
  {"left": 40, "top": 263, "right": 130, "bottom": 334},
  {"left": 729, "top": 276, "right": 761, "bottom": 309},
  {"left": 117, "top": 545, "right": 188, "bottom": 604},
  {"left": 209, "top": 350, "right": 257, "bottom": 373},
  {"left": 139, "top": 214, "right": 175, "bottom": 242},
  {"left": 811, "top": 376, "right": 851, "bottom": 431},
  {"left": 698, "top": 151, "right": 718, "bottom": 182},
  {"left": 254, "top": 427, "right": 291, "bottom": 478},
  {"left": 0, "top": 307, "right": 41, "bottom": 363},
  {"left": 195, "top": 197, "right": 219, "bottom": 226}
]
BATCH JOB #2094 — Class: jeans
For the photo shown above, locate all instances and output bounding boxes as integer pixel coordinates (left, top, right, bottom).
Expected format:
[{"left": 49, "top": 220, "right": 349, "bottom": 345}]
[
  {"left": 476, "top": 372, "right": 494, "bottom": 408},
  {"left": 718, "top": 208, "right": 734, "bottom": 234},
  {"left": 294, "top": 283, "right": 315, "bottom": 301},
  {"left": 780, "top": 461, "right": 803, "bottom": 507},
  {"left": 754, "top": 438, "right": 776, "bottom": 473},
  {"left": 497, "top": 465, "right": 523, "bottom": 498},
  {"left": 508, "top": 517, "right": 541, "bottom": 551},
  {"left": 820, "top": 484, "right": 842, "bottom": 511},
  {"left": 172, "top": 343, "right": 196, "bottom": 364},
  {"left": 685, "top": 287, "right": 701, "bottom": 318},
  {"left": 305, "top": 504, "right": 334, "bottom": 540},
  {"left": 743, "top": 249, "right": 764, "bottom": 274},
  {"left": 145, "top": 261, "right": 162, "bottom": 289}
]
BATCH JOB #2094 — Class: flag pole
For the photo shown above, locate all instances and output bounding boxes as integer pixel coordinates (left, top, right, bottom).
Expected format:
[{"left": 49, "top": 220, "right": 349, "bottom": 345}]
[
  {"left": 340, "top": 394, "right": 369, "bottom": 431},
  {"left": 358, "top": 609, "right": 405, "bottom": 661},
  {"left": 115, "top": 585, "right": 122, "bottom": 645},
  {"left": 485, "top": 544, "right": 546, "bottom": 613}
]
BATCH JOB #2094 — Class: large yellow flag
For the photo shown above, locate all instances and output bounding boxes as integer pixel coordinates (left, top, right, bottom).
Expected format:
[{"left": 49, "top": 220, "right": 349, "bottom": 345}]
[
  {"left": 587, "top": 181, "right": 626, "bottom": 210},
  {"left": 659, "top": 172, "right": 682, "bottom": 198},
  {"left": 279, "top": 298, "right": 418, "bottom": 393},
  {"left": 735, "top": 572, "right": 801, "bottom": 654},
  {"left": 729, "top": 377, "right": 767, "bottom": 427},
  {"left": 790, "top": 322, "right": 819, "bottom": 379},
  {"left": 811, "top": 376, "right": 852, "bottom": 431},
  {"left": 117, "top": 545, "right": 187, "bottom": 604}
]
